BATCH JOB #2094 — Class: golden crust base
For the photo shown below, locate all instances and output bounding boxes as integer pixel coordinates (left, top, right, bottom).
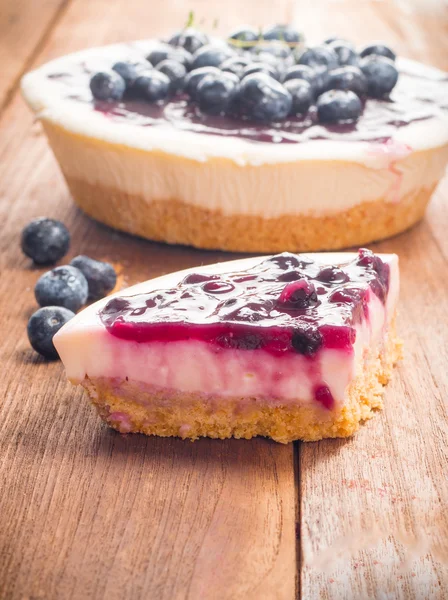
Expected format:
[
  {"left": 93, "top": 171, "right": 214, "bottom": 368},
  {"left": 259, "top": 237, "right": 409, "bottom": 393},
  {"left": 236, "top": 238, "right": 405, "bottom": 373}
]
[
  {"left": 81, "top": 327, "right": 402, "bottom": 444},
  {"left": 66, "top": 176, "right": 434, "bottom": 253}
]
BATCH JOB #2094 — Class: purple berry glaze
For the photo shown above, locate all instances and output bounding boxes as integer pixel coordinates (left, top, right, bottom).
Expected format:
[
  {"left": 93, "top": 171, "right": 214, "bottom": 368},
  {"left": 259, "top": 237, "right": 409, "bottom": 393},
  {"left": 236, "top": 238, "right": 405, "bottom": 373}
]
[{"left": 100, "top": 249, "right": 390, "bottom": 357}]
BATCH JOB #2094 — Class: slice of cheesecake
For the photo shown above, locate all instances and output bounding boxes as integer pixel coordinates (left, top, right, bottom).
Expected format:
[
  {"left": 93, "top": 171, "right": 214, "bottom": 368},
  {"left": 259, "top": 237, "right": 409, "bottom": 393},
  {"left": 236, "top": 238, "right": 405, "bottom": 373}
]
[{"left": 54, "top": 250, "right": 402, "bottom": 443}]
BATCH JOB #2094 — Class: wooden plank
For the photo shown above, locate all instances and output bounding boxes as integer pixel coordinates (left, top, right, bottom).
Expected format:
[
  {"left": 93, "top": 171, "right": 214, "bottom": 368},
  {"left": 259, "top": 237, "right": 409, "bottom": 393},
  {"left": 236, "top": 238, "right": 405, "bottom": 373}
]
[
  {"left": 297, "top": 3, "right": 448, "bottom": 597},
  {"left": 0, "top": 1, "right": 299, "bottom": 599},
  {"left": 0, "top": 0, "right": 70, "bottom": 112}
]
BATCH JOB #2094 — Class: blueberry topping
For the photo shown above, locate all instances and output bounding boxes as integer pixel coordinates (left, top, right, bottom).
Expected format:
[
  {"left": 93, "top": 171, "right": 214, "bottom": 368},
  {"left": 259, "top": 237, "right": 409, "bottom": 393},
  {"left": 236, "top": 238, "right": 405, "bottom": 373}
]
[
  {"left": 326, "top": 66, "right": 367, "bottom": 96},
  {"left": 241, "top": 62, "right": 279, "bottom": 81},
  {"left": 184, "top": 66, "right": 221, "bottom": 99},
  {"left": 263, "top": 24, "right": 302, "bottom": 44},
  {"left": 291, "top": 326, "right": 323, "bottom": 355},
  {"left": 218, "top": 333, "right": 264, "bottom": 350},
  {"left": 284, "top": 79, "right": 313, "bottom": 115},
  {"left": 253, "top": 41, "right": 291, "bottom": 61},
  {"left": 328, "top": 40, "right": 359, "bottom": 66},
  {"left": 314, "top": 385, "right": 335, "bottom": 409},
  {"left": 168, "top": 27, "right": 209, "bottom": 55},
  {"left": 359, "top": 55, "right": 399, "bottom": 98},
  {"left": 35, "top": 265, "right": 89, "bottom": 312},
  {"left": 90, "top": 70, "right": 125, "bottom": 101},
  {"left": 228, "top": 26, "right": 259, "bottom": 48},
  {"left": 182, "top": 273, "right": 217, "bottom": 285},
  {"left": 70, "top": 255, "right": 117, "bottom": 300},
  {"left": 196, "top": 72, "right": 239, "bottom": 115},
  {"left": 296, "top": 45, "right": 338, "bottom": 71},
  {"left": 148, "top": 45, "right": 192, "bottom": 69},
  {"left": 283, "top": 64, "right": 316, "bottom": 86},
  {"left": 131, "top": 70, "right": 170, "bottom": 101},
  {"left": 277, "top": 279, "right": 318, "bottom": 310},
  {"left": 360, "top": 43, "right": 396, "bottom": 62},
  {"left": 27, "top": 306, "right": 75, "bottom": 359},
  {"left": 237, "top": 73, "right": 292, "bottom": 122},
  {"left": 21, "top": 217, "right": 70, "bottom": 265},
  {"left": 147, "top": 43, "right": 174, "bottom": 66},
  {"left": 111, "top": 62, "right": 140, "bottom": 87},
  {"left": 317, "top": 89, "right": 362, "bottom": 123},
  {"left": 221, "top": 56, "right": 251, "bottom": 78},
  {"left": 156, "top": 59, "right": 187, "bottom": 93},
  {"left": 316, "top": 266, "right": 349, "bottom": 284},
  {"left": 191, "top": 44, "right": 234, "bottom": 70}
]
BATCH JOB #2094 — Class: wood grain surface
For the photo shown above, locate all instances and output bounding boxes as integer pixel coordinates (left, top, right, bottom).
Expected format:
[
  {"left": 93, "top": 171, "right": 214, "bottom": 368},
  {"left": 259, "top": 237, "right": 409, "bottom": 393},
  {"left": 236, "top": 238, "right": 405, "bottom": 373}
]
[{"left": 0, "top": 1, "right": 447, "bottom": 598}]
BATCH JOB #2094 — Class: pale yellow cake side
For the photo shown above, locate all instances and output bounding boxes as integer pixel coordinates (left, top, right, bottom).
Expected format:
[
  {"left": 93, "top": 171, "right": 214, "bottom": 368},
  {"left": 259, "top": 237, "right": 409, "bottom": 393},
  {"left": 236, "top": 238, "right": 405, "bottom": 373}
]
[
  {"left": 41, "top": 120, "right": 448, "bottom": 253},
  {"left": 80, "top": 322, "right": 402, "bottom": 444}
]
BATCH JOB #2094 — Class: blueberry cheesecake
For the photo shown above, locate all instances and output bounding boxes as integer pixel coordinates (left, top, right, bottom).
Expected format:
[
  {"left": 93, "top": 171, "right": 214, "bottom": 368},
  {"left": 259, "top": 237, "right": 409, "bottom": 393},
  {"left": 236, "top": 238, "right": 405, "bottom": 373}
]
[
  {"left": 22, "top": 25, "right": 448, "bottom": 252},
  {"left": 54, "top": 249, "right": 401, "bottom": 442}
]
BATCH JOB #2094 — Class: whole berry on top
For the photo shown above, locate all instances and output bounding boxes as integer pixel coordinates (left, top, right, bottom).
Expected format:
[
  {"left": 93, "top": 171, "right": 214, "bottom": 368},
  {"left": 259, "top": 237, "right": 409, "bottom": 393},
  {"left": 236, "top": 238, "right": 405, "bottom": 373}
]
[{"left": 88, "top": 20, "right": 399, "bottom": 125}]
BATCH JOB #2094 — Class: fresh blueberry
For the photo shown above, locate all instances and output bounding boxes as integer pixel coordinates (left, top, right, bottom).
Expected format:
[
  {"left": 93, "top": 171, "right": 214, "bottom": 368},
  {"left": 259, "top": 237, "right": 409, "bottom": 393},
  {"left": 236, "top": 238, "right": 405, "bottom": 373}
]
[
  {"left": 326, "top": 66, "right": 367, "bottom": 96},
  {"left": 263, "top": 24, "right": 302, "bottom": 44},
  {"left": 168, "top": 28, "right": 209, "bottom": 55},
  {"left": 196, "top": 72, "right": 239, "bottom": 115},
  {"left": 70, "top": 255, "right": 117, "bottom": 300},
  {"left": 283, "top": 64, "right": 316, "bottom": 86},
  {"left": 328, "top": 40, "right": 359, "bottom": 66},
  {"left": 90, "top": 71, "right": 125, "bottom": 101},
  {"left": 360, "top": 43, "right": 396, "bottom": 62},
  {"left": 27, "top": 306, "right": 75, "bottom": 360},
  {"left": 21, "top": 217, "right": 70, "bottom": 265},
  {"left": 237, "top": 73, "right": 292, "bottom": 122},
  {"left": 131, "top": 70, "right": 170, "bottom": 101},
  {"left": 241, "top": 62, "right": 279, "bottom": 81},
  {"left": 253, "top": 40, "right": 291, "bottom": 61},
  {"left": 147, "top": 44, "right": 192, "bottom": 69},
  {"left": 35, "top": 265, "right": 89, "bottom": 312},
  {"left": 291, "top": 326, "right": 323, "bottom": 355},
  {"left": 228, "top": 26, "right": 259, "bottom": 49},
  {"left": 359, "top": 55, "right": 399, "bottom": 97},
  {"left": 221, "top": 56, "right": 251, "bottom": 78},
  {"left": 184, "top": 66, "right": 221, "bottom": 100},
  {"left": 284, "top": 79, "right": 313, "bottom": 115},
  {"left": 191, "top": 44, "right": 234, "bottom": 70},
  {"left": 147, "top": 42, "right": 174, "bottom": 66},
  {"left": 112, "top": 61, "right": 140, "bottom": 87},
  {"left": 317, "top": 89, "right": 362, "bottom": 123},
  {"left": 156, "top": 59, "right": 187, "bottom": 93},
  {"left": 296, "top": 45, "right": 338, "bottom": 71}
]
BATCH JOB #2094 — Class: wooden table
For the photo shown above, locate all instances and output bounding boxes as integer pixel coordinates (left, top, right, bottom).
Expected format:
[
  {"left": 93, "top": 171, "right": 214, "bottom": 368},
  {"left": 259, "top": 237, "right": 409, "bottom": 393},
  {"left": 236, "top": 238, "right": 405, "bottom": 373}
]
[{"left": 1, "top": 1, "right": 447, "bottom": 598}]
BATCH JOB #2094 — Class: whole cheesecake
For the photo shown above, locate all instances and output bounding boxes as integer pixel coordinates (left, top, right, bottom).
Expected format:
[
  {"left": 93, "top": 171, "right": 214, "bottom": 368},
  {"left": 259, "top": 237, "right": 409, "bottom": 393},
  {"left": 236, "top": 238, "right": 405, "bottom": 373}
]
[{"left": 21, "top": 28, "right": 448, "bottom": 252}]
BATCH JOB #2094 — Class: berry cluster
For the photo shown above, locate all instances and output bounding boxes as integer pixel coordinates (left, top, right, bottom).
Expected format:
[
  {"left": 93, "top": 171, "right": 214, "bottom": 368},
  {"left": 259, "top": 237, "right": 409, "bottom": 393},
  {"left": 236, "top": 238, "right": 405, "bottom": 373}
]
[
  {"left": 90, "top": 24, "right": 399, "bottom": 125},
  {"left": 21, "top": 218, "right": 118, "bottom": 359}
]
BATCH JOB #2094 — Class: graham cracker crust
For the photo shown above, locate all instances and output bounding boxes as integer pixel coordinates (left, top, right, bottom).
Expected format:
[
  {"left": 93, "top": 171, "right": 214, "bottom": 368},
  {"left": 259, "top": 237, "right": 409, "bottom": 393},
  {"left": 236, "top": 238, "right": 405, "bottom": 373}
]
[
  {"left": 81, "top": 325, "right": 402, "bottom": 444},
  {"left": 66, "top": 176, "right": 434, "bottom": 253}
]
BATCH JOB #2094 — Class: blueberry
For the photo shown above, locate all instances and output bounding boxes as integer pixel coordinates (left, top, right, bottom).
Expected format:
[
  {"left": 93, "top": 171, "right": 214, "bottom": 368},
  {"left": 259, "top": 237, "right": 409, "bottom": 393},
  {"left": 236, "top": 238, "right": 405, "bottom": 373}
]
[
  {"left": 221, "top": 56, "right": 251, "bottom": 78},
  {"left": 237, "top": 73, "right": 292, "bottom": 122},
  {"left": 191, "top": 44, "right": 234, "bottom": 70},
  {"left": 296, "top": 45, "right": 338, "bottom": 71},
  {"left": 35, "top": 266, "right": 89, "bottom": 312},
  {"left": 131, "top": 70, "right": 170, "bottom": 101},
  {"left": 241, "top": 62, "right": 279, "bottom": 81},
  {"left": 21, "top": 217, "right": 70, "bottom": 265},
  {"left": 360, "top": 43, "right": 396, "bottom": 62},
  {"left": 147, "top": 44, "right": 192, "bottom": 69},
  {"left": 263, "top": 24, "right": 302, "bottom": 44},
  {"left": 328, "top": 40, "right": 359, "bottom": 66},
  {"left": 291, "top": 326, "right": 323, "bottom": 355},
  {"left": 228, "top": 26, "right": 259, "bottom": 49},
  {"left": 284, "top": 79, "right": 313, "bottom": 115},
  {"left": 184, "top": 66, "right": 221, "bottom": 100},
  {"left": 283, "top": 64, "right": 316, "bottom": 86},
  {"left": 27, "top": 306, "right": 75, "bottom": 359},
  {"left": 112, "top": 61, "right": 140, "bottom": 86},
  {"left": 323, "top": 36, "right": 346, "bottom": 45},
  {"left": 359, "top": 55, "right": 399, "bottom": 98},
  {"left": 70, "top": 255, "right": 117, "bottom": 300},
  {"left": 156, "top": 59, "right": 187, "bottom": 93},
  {"left": 317, "top": 89, "right": 362, "bottom": 123},
  {"left": 253, "top": 41, "right": 291, "bottom": 61},
  {"left": 326, "top": 66, "right": 367, "bottom": 96},
  {"left": 277, "top": 279, "right": 318, "bottom": 310},
  {"left": 90, "top": 71, "right": 125, "bottom": 101},
  {"left": 168, "top": 27, "right": 209, "bottom": 55},
  {"left": 147, "top": 42, "right": 174, "bottom": 66},
  {"left": 196, "top": 72, "right": 239, "bottom": 115}
]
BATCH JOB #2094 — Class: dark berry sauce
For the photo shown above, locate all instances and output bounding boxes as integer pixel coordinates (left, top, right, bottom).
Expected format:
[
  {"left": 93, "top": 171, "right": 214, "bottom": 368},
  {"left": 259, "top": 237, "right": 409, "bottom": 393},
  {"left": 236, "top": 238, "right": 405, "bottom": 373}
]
[
  {"left": 48, "top": 56, "right": 448, "bottom": 145},
  {"left": 100, "top": 250, "right": 390, "bottom": 357}
]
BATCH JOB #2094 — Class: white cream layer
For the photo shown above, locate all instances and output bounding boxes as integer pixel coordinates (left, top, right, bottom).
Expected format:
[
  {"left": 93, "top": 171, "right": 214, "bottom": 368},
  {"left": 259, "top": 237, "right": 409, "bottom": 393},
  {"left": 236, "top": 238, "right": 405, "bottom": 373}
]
[
  {"left": 21, "top": 42, "right": 448, "bottom": 169},
  {"left": 54, "top": 252, "right": 399, "bottom": 407}
]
